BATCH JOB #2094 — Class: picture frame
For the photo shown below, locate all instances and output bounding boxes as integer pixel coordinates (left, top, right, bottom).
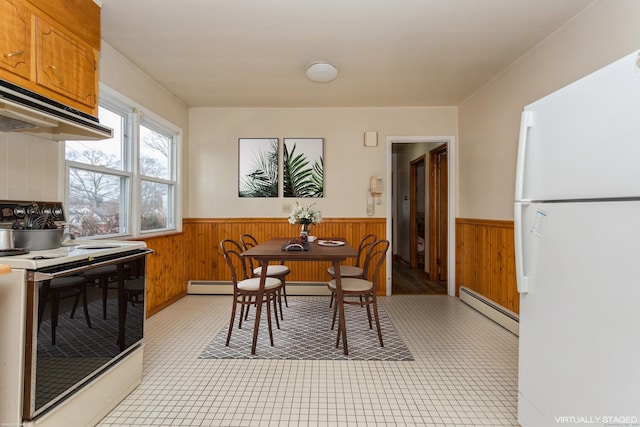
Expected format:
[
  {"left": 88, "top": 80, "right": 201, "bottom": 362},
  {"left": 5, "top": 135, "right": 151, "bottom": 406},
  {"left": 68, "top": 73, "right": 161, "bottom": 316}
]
[
  {"left": 238, "top": 138, "right": 279, "bottom": 198},
  {"left": 283, "top": 138, "right": 324, "bottom": 198}
]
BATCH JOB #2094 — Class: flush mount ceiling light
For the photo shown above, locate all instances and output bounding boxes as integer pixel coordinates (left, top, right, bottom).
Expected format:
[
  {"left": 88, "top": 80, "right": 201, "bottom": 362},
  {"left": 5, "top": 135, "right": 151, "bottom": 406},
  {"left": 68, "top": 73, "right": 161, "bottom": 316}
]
[{"left": 305, "top": 61, "right": 338, "bottom": 83}]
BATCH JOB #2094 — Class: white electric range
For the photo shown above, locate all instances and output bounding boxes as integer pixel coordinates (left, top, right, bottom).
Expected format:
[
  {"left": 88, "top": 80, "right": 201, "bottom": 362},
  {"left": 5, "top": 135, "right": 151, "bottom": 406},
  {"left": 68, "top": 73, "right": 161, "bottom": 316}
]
[{"left": 0, "top": 201, "right": 152, "bottom": 427}]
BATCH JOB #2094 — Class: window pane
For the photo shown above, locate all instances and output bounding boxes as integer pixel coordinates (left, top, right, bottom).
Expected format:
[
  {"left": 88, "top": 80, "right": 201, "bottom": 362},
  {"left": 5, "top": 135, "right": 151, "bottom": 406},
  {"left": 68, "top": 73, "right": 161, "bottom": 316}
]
[
  {"left": 65, "top": 107, "right": 124, "bottom": 170},
  {"left": 140, "top": 124, "right": 171, "bottom": 180},
  {"left": 140, "top": 180, "right": 171, "bottom": 231},
  {"left": 67, "top": 168, "right": 124, "bottom": 237}
]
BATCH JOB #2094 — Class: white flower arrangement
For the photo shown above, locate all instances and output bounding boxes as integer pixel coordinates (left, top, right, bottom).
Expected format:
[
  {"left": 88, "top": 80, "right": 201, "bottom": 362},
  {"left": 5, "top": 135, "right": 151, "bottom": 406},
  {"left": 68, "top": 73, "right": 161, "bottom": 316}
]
[{"left": 288, "top": 202, "right": 323, "bottom": 225}]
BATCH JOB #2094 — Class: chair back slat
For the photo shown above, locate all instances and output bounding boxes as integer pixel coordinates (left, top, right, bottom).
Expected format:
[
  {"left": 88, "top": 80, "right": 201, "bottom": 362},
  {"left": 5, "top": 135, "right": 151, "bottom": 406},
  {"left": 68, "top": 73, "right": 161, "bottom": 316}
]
[
  {"left": 220, "top": 239, "right": 250, "bottom": 284},
  {"left": 355, "top": 234, "right": 376, "bottom": 268},
  {"left": 363, "top": 240, "right": 389, "bottom": 284},
  {"left": 240, "top": 234, "right": 260, "bottom": 271}
]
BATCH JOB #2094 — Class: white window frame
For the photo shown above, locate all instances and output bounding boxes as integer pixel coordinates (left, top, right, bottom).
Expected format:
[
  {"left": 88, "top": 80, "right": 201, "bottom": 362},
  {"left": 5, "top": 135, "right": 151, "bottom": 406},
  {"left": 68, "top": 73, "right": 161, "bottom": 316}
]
[{"left": 64, "top": 85, "right": 182, "bottom": 239}]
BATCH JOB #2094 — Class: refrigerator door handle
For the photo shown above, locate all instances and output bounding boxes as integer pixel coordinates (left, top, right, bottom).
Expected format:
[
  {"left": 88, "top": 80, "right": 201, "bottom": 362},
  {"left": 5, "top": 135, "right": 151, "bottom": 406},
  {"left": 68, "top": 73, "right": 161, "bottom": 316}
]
[
  {"left": 515, "top": 110, "right": 533, "bottom": 202},
  {"left": 514, "top": 202, "right": 529, "bottom": 293}
]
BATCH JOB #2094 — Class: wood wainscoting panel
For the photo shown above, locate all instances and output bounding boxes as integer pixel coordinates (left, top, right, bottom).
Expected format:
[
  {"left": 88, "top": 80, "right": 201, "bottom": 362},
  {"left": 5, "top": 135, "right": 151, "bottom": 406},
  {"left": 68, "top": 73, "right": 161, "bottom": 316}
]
[
  {"left": 141, "top": 233, "right": 189, "bottom": 317},
  {"left": 142, "top": 218, "right": 386, "bottom": 316},
  {"left": 183, "top": 217, "right": 386, "bottom": 293},
  {"left": 455, "top": 218, "right": 518, "bottom": 314}
]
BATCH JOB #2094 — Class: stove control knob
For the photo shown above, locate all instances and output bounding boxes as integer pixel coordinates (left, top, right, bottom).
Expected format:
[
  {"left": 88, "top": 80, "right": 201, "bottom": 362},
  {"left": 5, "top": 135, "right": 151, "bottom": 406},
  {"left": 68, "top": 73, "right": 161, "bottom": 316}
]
[
  {"left": 13, "top": 206, "right": 26, "bottom": 218},
  {"left": 41, "top": 207, "right": 52, "bottom": 215},
  {"left": 52, "top": 207, "right": 63, "bottom": 218}
]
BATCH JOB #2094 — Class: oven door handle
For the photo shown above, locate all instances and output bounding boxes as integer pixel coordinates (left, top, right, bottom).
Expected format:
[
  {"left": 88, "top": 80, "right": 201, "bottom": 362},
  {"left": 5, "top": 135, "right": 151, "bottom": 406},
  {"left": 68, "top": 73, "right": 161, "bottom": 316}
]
[{"left": 30, "top": 248, "right": 154, "bottom": 281}]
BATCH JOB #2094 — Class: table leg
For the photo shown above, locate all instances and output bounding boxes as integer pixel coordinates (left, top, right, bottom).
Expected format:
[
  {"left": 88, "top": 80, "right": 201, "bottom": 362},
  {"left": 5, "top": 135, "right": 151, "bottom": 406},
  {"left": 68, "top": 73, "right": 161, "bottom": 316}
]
[
  {"left": 333, "top": 261, "right": 349, "bottom": 355},
  {"left": 251, "top": 260, "right": 268, "bottom": 354}
]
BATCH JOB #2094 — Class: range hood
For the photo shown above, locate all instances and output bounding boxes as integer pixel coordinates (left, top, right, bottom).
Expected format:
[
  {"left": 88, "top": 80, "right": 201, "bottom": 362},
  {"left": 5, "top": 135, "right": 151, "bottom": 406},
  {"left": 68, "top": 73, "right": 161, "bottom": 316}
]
[{"left": 0, "top": 79, "right": 112, "bottom": 141}]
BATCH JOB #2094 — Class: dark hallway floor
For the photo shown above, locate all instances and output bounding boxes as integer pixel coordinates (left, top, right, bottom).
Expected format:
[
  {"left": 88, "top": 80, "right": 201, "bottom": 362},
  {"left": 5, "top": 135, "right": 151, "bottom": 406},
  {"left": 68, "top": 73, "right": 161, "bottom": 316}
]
[{"left": 392, "top": 257, "right": 447, "bottom": 295}]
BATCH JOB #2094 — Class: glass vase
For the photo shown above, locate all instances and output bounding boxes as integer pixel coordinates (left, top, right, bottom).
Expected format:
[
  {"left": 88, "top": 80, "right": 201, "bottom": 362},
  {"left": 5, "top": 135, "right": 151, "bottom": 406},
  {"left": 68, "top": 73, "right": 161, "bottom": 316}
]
[{"left": 300, "top": 223, "right": 310, "bottom": 238}]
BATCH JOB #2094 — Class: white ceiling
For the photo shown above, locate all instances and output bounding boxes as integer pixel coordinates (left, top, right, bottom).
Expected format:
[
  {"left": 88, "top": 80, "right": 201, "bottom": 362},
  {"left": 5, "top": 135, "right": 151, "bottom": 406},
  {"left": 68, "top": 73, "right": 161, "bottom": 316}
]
[{"left": 100, "top": 0, "right": 594, "bottom": 108}]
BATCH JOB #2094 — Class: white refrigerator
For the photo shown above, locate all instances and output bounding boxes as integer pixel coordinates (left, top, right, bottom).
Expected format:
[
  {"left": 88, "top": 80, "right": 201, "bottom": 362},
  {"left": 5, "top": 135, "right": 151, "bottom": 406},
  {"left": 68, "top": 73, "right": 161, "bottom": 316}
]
[{"left": 515, "top": 50, "right": 640, "bottom": 426}]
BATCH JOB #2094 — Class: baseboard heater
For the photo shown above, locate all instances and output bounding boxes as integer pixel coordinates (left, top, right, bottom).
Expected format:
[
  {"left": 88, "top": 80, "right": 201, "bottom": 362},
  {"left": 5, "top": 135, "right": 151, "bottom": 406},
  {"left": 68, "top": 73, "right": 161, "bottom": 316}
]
[
  {"left": 187, "top": 280, "right": 331, "bottom": 296},
  {"left": 459, "top": 286, "right": 519, "bottom": 336}
]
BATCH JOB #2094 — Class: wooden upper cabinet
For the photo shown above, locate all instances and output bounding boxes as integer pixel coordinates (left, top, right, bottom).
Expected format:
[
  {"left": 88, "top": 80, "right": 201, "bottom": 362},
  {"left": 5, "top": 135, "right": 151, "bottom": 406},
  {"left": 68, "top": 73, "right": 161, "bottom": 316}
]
[
  {"left": 36, "top": 17, "right": 97, "bottom": 109},
  {"left": 0, "top": 0, "right": 31, "bottom": 80},
  {"left": 28, "top": 0, "right": 100, "bottom": 50},
  {"left": 0, "top": 0, "right": 100, "bottom": 115}
]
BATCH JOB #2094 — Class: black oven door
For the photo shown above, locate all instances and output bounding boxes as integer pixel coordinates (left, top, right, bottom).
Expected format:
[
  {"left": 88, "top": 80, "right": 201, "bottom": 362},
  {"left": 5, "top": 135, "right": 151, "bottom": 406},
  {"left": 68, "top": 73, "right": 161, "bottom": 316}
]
[{"left": 22, "top": 249, "right": 152, "bottom": 420}]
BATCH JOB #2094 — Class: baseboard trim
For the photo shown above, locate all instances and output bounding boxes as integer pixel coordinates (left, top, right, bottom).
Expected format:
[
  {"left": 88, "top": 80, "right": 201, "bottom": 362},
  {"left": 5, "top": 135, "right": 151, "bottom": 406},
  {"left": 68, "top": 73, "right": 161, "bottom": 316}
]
[
  {"left": 459, "top": 286, "right": 519, "bottom": 336},
  {"left": 187, "top": 280, "right": 331, "bottom": 296}
]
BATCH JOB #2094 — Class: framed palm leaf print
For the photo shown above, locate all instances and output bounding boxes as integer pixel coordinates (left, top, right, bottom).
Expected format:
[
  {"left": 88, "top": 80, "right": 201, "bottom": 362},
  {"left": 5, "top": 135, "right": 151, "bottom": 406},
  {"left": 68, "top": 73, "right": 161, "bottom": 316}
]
[
  {"left": 283, "top": 138, "right": 324, "bottom": 198},
  {"left": 238, "top": 138, "right": 279, "bottom": 198}
]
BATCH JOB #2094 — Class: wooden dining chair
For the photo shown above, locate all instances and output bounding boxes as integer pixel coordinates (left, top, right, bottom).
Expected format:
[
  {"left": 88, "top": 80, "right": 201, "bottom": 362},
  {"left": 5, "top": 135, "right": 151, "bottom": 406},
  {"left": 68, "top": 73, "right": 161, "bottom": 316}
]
[
  {"left": 220, "top": 239, "right": 283, "bottom": 347},
  {"left": 326, "top": 234, "right": 376, "bottom": 308},
  {"left": 328, "top": 239, "right": 389, "bottom": 348},
  {"left": 240, "top": 233, "right": 290, "bottom": 315}
]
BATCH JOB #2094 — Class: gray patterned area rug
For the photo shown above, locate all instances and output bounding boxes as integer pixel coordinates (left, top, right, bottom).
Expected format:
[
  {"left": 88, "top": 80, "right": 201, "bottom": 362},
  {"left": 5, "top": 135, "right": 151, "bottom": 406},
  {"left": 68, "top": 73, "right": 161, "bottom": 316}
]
[{"left": 199, "top": 299, "right": 414, "bottom": 360}]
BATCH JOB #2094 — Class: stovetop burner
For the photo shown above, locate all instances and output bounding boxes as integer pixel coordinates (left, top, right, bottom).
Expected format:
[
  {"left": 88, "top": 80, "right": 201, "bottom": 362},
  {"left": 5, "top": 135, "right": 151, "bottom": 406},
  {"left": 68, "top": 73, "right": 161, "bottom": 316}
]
[{"left": 0, "top": 248, "right": 29, "bottom": 256}]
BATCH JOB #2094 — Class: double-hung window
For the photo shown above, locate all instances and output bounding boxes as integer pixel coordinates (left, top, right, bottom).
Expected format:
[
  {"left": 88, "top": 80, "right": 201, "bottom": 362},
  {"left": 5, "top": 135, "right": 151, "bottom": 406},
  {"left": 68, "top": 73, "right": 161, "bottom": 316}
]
[{"left": 64, "top": 87, "right": 181, "bottom": 238}]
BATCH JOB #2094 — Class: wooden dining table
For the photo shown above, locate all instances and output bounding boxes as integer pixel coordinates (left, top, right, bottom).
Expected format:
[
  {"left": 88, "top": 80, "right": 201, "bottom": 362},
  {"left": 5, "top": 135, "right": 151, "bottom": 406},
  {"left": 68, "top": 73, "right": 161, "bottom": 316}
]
[{"left": 242, "top": 237, "right": 357, "bottom": 355}]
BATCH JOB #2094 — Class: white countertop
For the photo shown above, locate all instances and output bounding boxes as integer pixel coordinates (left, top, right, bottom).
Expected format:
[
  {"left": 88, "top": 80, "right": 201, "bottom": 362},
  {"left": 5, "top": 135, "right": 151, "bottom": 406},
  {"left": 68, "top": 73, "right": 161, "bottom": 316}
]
[{"left": 0, "top": 239, "right": 147, "bottom": 270}]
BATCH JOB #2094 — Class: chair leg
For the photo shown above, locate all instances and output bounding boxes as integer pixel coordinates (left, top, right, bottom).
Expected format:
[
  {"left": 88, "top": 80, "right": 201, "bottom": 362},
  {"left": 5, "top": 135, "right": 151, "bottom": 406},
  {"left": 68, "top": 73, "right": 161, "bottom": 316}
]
[
  {"left": 329, "top": 292, "right": 334, "bottom": 308},
  {"left": 281, "top": 278, "right": 289, "bottom": 307},
  {"left": 273, "top": 291, "right": 280, "bottom": 330},
  {"left": 372, "top": 296, "right": 384, "bottom": 347},
  {"left": 331, "top": 296, "right": 338, "bottom": 330},
  {"left": 364, "top": 295, "right": 373, "bottom": 329},
  {"left": 335, "top": 313, "right": 342, "bottom": 348},
  {"left": 277, "top": 288, "right": 284, "bottom": 321},
  {"left": 226, "top": 298, "right": 238, "bottom": 346},
  {"left": 266, "top": 294, "right": 274, "bottom": 346},
  {"left": 239, "top": 296, "right": 246, "bottom": 329},
  {"left": 244, "top": 295, "right": 252, "bottom": 320}
]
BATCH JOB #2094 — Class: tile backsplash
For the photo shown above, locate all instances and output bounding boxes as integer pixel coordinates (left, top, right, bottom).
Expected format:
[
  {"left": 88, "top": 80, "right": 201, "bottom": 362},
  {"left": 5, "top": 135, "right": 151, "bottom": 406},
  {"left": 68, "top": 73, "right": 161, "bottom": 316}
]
[{"left": 0, "top": 132, "right": 61, "bottom": 202}]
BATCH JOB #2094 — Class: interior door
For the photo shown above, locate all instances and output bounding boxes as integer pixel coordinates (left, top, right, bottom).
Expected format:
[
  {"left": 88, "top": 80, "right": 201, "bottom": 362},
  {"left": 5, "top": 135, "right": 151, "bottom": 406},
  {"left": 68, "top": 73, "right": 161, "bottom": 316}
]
[{"left": 429, "top": 145, "right": 448, "bottom": 281}]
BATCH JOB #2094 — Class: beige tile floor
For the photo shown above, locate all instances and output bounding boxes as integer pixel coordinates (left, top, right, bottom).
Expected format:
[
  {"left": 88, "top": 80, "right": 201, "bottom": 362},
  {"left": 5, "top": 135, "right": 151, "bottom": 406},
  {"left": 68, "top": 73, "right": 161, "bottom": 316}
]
[{"left": 97, "top": 295, "right": 519, "bottom": 426}]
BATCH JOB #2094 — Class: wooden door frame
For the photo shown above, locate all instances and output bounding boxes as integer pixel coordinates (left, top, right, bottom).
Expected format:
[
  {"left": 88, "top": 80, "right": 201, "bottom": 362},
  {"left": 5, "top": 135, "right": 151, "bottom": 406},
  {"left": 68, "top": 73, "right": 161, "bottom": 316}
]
[
  {"left": 409, "top": 155, "right": 426, "bottom": 269},
  {"left": 429, "top": 144, "right": 448, "bottom": 281}
]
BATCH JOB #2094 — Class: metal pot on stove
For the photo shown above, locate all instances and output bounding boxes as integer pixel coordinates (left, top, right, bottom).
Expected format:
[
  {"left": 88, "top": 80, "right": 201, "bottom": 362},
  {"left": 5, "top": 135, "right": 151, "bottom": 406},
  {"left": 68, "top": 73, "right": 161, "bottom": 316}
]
[
  {"left": 0, "top": 228, "right": 14, "bottom": 250},
  {"left": 12, "top": 211, "right": 67, "bottom": 251},
  {"left": 12, "top": 228, "right": 65, "bottom": 251}
]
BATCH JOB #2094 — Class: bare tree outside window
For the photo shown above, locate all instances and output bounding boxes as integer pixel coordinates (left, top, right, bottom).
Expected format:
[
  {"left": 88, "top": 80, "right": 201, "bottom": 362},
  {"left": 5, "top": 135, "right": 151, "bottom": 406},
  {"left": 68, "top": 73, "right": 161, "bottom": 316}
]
[
  {"left": 65, "top": 99, "right": 178, "bottom": 238},
  {"left": 65, "top": 107, "right": 125, "bottom": 237},
  {"left": 140, "top": 125, "right": 172, "bottom": 230}
]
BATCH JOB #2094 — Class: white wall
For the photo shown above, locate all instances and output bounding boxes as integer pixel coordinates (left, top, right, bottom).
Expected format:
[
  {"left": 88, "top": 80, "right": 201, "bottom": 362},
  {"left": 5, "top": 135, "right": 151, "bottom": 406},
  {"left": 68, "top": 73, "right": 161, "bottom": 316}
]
[
  {"left": 458, "top": 0, "right": 640, "bottom": 220},
  {"left": 0, "top": 132, "right": 60, "bottom": 202},
  {"left": 188, "top": 107, "right": 457, "bottom": 218},
  {"left": 99, "top": 41, "right": 191, "bottom": 215}
]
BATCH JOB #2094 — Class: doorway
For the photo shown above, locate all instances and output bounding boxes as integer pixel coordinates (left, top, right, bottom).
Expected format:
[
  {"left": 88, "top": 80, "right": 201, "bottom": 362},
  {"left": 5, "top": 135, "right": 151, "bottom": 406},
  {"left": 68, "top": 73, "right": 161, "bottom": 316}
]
[{"left": 386, "top": 136, "right": 456, "bottom": 297}]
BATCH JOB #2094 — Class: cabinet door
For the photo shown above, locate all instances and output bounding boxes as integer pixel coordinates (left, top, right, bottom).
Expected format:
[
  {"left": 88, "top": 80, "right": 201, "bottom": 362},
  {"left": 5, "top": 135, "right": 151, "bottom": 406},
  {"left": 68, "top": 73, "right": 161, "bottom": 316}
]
[
  {"left": 36, "top": 17, "right": 97, "bottom": 109},
  {"left": 0, "top": 0, "right": 31, "bottom": 80}
]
